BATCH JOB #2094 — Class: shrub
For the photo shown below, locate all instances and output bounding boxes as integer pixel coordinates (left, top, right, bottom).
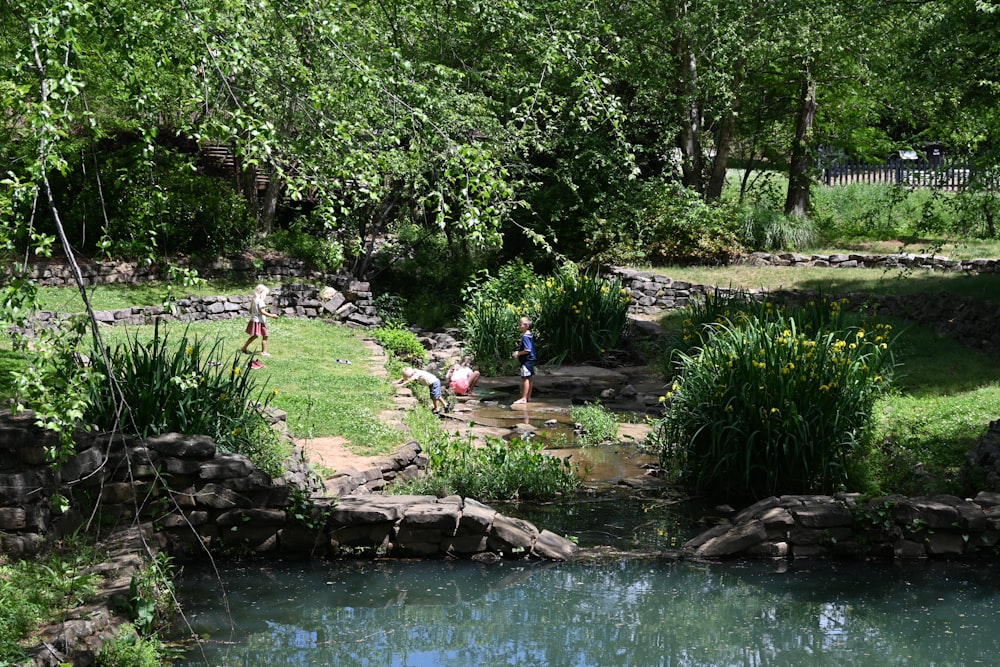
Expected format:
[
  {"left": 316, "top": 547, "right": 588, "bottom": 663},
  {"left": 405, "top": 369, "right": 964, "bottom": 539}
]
[
  {"left": 530, "top": 265, "right": 631, "bottom": 366},
  {"left": 649, "top": 298, "right": 896, "bottom": 501},
  {"left": 85, "top": 321, "right": 289, "bottom": 477},
  {"left": 55, "top": 144, "right": 254, "bottom": 259},
  {"left": 459, "top": 262, "right": 630, "bottom": 370},
  {"left": 394, "top": 409, "right": 580, "bottom": 500},
  {"left": 97, "top": 624, "right": 165, "bottom": 667},
  {"left": 371, "top": 326, "right": 427, "bottom": 366},
  {"left": 570, "top": 402, "right": 619, "bottom": 446},
  {"left": 587, "top": 180, "right": 744, "bottom": 266},
  {"left": 267, "top": 220, "right": 344, "bottom": 272},
  {"left": 737, "top": 205, "right": 818, "bottom": 251},
  {"left": 457, "top": 262, "right": 538, "bottom": 375}
]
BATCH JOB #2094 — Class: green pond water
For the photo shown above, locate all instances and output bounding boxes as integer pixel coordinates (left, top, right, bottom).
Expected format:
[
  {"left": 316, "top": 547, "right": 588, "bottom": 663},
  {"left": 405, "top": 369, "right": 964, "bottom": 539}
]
[{"left": 172, "top": 556, "right": 1000, "bottom": 666}]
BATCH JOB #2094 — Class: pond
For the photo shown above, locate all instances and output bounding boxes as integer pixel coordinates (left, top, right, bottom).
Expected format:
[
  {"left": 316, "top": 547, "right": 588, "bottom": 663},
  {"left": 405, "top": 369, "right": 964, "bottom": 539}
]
[
  {"left": 171, "top": 556, "right": 1000, "bottom": 666},
  {"left": 171, "top": 372, "right": 1000, "bottom": 666}
]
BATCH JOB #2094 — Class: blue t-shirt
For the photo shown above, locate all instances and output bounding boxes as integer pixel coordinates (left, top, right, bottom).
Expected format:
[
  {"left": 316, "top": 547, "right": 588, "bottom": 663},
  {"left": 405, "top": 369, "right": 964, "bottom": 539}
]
[{"left": 518, "top": 331, "right": 536, "bottom": 362}]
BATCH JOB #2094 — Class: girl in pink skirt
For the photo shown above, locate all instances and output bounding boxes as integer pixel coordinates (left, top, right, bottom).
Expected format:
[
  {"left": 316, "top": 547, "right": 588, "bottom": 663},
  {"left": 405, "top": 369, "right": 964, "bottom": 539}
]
[{"left": 240, "top": 284, "right": 280, "bottom": 357}]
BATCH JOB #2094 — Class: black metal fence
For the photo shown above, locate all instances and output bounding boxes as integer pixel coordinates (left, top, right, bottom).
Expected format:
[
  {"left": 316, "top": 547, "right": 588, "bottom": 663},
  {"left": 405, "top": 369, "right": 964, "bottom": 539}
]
[{"left": 822, "top": 160, "right": 978, "bottom": 190}]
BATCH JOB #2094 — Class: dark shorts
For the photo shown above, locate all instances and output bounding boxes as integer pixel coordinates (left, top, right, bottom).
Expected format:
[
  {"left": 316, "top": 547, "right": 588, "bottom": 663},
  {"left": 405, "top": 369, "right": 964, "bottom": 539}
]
[
  {"left": 520, "top": 361, "right": 535, "bottom": 378},
  {"left": 246, "top": 321, "right": 268, "bottom": 337},
  {"left": 430, "top": 380, "right": 442, "bottom": 400}
]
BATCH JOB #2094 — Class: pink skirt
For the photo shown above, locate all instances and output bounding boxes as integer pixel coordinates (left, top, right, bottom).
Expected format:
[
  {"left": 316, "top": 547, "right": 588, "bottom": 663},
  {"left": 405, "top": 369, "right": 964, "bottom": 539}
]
[{"left": 245, "top": 321, "right": 267, "bottom": 337}]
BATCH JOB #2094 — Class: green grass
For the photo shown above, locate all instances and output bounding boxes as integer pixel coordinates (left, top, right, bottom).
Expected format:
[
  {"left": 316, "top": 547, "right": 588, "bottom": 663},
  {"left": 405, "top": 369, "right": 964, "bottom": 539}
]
[
  {"left": 0, "top": 547, "right": 102, "bottom": 663},
  {"left": 569, "top": 402, "right": 619, "bottom": 446},
  {"left": 34, "top": 280, "right": 259, "bottom": 312},
  {"left": 87, "top": 318, "right": 403, "bottom": 455}
]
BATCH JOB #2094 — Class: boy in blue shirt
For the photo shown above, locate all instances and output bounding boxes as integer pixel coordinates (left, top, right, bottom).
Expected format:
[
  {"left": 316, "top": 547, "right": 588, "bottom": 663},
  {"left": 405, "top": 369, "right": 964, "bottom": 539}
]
[{"left": 511, "top": 317, "right": 535, "bottom": 405}]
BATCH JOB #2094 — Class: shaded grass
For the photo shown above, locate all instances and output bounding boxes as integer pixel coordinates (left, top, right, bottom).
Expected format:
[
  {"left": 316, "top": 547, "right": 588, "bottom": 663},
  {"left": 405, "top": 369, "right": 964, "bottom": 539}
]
[
  {"left": 645, "top": 263, "right": 1000, "bottom": 302},
  {"left": 809, "top": 238, "right": 1000, "bottom": 260}
]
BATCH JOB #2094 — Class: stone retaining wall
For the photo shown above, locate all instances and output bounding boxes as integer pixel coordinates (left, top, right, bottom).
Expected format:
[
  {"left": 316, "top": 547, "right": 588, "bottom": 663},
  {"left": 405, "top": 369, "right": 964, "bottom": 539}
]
[
  {"left": 27, "top": 281, "right": 380, "bottom": 332},
  {"left": 735, "top": 250, "right": 1000, "bottom": 273},
  {"left": 12, "top": 256, "right": 382, "bottom": 329},
  {"left": 0, "top": 411, "right": 574, "bottom": 562},
  {"left": 687, "top": 490, "right": 1000, "bottom": 561},
  {"left": 607, "top": 266, "right": 1000, "bottom": 355}
]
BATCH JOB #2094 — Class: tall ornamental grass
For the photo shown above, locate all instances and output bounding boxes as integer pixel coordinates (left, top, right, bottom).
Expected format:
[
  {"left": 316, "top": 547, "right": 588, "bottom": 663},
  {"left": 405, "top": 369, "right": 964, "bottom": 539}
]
[
  {"left": 460, "top": 262, "right": 631, "bottom": 371},
  {"left": 86, "top": 322, "right": 289, "bottom": 477},
  {"left": 651, "top": 301, "right": 895, "bottom": 501}
]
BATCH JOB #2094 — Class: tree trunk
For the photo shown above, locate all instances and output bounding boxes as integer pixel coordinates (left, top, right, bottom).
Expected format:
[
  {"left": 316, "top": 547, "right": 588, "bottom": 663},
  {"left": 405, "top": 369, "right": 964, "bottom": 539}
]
[
  {"left": 259, "top": 162, "right": 282, "bottom": 235},
  {"left": 671, "top": 2, "right": 703, "bottom": 193},
  {"left": 235, "top": 154, "right": 261, "bottom": 228},
  {"left": 706, "top": 58, "right": 745, "bottom": 202},
  {"left": 784, "top": 71, "right": 816, "bottom": 218}
]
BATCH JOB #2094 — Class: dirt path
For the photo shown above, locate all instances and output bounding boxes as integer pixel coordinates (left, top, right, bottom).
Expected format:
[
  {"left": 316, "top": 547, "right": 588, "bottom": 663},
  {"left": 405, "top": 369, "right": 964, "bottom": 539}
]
[{"left": 295, "top": 337, "right": 410, "bottom": 475}]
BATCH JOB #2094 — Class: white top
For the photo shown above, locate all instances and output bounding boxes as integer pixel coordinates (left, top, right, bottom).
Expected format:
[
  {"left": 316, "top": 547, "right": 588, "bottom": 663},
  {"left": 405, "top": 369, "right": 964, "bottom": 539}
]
[
  {"left": 249, "top": 296, "right": 267, "bottom": 324},
  {"left": 407, "top": 369, "right": 439, "bottom": 386}
]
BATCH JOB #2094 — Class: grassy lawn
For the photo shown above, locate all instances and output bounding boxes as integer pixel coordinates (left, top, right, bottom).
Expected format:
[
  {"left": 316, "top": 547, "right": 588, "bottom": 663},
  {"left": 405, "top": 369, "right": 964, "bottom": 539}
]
[
  {"left": 34, "top": 280, "right": 259, "bottom": 312},
  {"left": 8, "top": 259, "right": 1000, "bottom": 494},
  {"left": 1, "top": 317, "right": 406, "bottom": 457}
]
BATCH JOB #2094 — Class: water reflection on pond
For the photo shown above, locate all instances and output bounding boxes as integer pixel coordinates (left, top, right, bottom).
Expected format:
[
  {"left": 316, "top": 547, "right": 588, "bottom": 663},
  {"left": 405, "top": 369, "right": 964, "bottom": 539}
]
[{"left": 172, "top": 557, "right": 1000, "bottom": 666}]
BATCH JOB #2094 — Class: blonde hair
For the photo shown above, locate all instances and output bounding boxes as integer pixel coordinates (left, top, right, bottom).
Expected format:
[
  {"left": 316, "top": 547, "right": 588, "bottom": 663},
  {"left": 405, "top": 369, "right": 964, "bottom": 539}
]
[
  {"left": 401, "top": 367, "right": 416, "bottom": 379},
  {"left": 253, "top": 284, "right": 269, "bottom": 298},
  {"left": 519, "top": 316, "right": 532, "bottom": 327}
]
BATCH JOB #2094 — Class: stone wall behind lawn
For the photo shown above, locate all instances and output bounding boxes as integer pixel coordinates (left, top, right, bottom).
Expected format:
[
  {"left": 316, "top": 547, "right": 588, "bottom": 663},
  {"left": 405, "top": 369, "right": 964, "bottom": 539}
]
[
  {"left": 15, "top": 256, "right": 382, "bottom": 329},
  {"left": 607, "top": 260, "right": 1000, "bottom": 356}
]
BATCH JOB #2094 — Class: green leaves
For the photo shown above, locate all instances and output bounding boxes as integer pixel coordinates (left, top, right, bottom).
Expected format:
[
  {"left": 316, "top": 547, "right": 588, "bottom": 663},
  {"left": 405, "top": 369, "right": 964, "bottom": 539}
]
[
  {"left": 459, "top": 261, "right": 630, "bottom": 371},
  {"left": 84, "top": 321, "right": 289, "bottom": 476}
]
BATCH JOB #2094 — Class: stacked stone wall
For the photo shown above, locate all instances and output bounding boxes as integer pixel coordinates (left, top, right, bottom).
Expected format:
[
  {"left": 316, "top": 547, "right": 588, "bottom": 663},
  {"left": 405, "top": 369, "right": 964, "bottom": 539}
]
[
  {"left": 12, "top": 257, "right": 381, "bottom": 329},
  {"left": 0, "top": 410, "right": 573, "bottom": 562},
  {"left": 687, "top": 490, "right": 1000, "bottom": 561},
  {"left": 606, "top": 265, "right": 1000, "bottom": 355},
  {"left": 735, "top": 250, "right": 1000, "bottom": 273}
]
